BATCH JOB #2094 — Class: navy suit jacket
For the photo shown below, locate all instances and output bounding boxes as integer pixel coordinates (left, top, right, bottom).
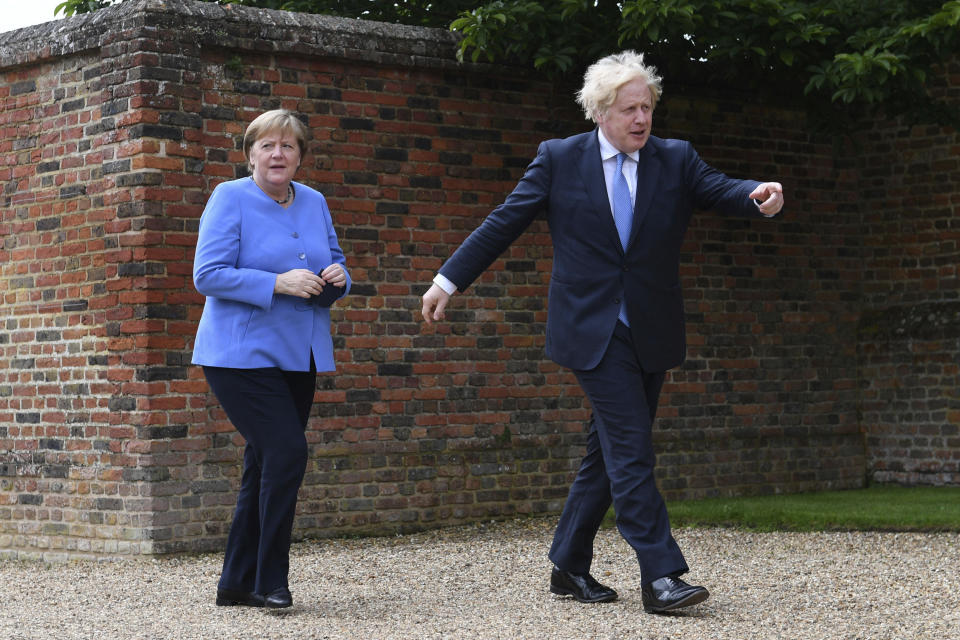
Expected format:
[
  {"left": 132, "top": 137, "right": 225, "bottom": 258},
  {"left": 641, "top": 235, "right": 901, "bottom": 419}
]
[{"left": 439, "top": 131, "right": 767, "bottom": 372}]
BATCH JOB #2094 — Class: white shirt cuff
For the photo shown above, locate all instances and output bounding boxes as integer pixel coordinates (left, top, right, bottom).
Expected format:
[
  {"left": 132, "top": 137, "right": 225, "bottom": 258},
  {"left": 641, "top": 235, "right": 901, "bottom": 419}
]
[
  {"left": 433, "top": 273, "right": 457, "bottom": 295},
  {"left": 755, "top": 199, "right": 777, "bottom": 218}
]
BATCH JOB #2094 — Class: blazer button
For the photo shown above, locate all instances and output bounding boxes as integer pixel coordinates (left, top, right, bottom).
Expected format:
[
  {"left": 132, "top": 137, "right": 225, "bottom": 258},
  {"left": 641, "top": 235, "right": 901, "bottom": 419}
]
[
  {"left": 298, "top": 252, "right": 306, "bottom": 260},
  {"left": 613, "top": 297, "right": 621, "bottom": 304}
]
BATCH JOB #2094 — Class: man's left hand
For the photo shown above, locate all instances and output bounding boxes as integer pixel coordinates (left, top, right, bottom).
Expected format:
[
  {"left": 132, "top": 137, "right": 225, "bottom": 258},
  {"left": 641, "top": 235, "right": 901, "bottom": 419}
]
[{"left": 749, "top": 182, "right": 784, "bottom": 216}]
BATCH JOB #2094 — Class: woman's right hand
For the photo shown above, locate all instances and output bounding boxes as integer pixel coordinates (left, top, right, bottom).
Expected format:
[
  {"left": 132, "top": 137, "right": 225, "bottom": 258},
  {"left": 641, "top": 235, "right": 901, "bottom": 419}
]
[{"left": 274, "top": 269, "right": 326, "bottom": 298}]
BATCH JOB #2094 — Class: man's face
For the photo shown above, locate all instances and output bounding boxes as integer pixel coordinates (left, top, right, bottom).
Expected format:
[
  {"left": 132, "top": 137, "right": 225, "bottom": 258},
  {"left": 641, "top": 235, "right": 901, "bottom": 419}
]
[{"left": 596, "top": 78, "right": 654, "bottom": 154}]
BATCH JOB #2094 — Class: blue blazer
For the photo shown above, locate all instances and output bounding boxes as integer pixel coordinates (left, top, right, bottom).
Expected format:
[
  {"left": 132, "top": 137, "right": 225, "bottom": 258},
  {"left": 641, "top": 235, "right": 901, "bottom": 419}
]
[
  {"left": 439, "top": 131, "right": 766, "bottom": 372},
  {"left": 192, "top": 178, "right": 351, "bottom": 372}
]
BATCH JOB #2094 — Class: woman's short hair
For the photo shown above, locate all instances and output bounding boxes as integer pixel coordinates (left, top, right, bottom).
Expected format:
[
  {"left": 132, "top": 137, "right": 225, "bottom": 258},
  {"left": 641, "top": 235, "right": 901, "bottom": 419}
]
[
  {"left": 576, "top": 51, "right": 663, "bottom": 123},
  {"left": 243, "top": 109, "right": 309, "bottom": 168}
]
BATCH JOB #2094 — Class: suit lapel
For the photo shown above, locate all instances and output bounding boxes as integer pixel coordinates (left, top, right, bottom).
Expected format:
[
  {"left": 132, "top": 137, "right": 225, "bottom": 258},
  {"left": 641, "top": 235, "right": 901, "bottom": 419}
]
[
  {"left": 577, "top": 130, "right": 626, "bottom": 256},
  {"left": 628, "top": 141, "right": 660, "bottom": 249}
]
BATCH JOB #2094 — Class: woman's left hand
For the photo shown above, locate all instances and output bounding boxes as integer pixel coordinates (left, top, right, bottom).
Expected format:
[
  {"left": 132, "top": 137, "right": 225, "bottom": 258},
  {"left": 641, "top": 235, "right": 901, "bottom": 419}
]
[{"left": 319, "top": 263, "right": 347, "bottom": 288}]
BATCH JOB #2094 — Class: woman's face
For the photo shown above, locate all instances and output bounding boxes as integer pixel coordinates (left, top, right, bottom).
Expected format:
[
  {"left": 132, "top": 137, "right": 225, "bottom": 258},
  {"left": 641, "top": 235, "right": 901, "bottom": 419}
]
[{"left": 249, "top": 129, "right": 301, "bottom": 191}]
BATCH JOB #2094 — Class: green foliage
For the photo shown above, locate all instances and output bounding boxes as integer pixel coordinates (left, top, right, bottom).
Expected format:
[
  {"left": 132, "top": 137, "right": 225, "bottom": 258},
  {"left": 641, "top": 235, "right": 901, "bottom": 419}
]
[
  {"left": 224, "top": 54, "right": 246, "bottom": 77},
  {"left": 55, "top": 0, "right": 115, "bottom": 17},
  {"left": 52, "top": 0, "right": 960, "bottom": 129},
  {"left": 449, "top": 0, "right": 621, "bottom": 73},
  {"left": 192, "top": 0, "right": 481, "bottom": 27},
  {"left": 452, "top": 0, "right": 960, "bottom": 129},
  {"left": 55, "top": 0, "right": 480, "bottom": 26}
]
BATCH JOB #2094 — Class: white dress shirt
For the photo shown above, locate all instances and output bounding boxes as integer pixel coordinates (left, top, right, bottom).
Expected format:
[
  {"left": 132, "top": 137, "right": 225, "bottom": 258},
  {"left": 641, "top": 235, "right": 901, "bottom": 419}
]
[{"left": 597, "top": 128, "right": 638, "bottom": 219}]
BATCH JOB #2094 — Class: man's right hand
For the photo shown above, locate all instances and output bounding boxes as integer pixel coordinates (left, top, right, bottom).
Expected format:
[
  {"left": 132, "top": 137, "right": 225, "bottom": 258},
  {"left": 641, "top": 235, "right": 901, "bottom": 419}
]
[{"left": 421, "top": 283, "right": 451, "bottom": 324}]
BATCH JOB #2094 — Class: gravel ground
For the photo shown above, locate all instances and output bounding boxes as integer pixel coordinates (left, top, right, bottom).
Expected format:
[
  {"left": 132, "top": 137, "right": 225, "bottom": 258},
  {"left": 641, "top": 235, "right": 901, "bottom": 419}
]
[{"left": 1, "top": 518, "right": 957, "bottom": 640}]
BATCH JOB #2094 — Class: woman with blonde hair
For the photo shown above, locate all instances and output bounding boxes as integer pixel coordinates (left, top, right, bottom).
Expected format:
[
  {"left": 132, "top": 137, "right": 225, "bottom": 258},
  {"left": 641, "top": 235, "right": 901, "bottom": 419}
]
[{"left": 193, "top": 109, "right": 350, "bottom": 609}]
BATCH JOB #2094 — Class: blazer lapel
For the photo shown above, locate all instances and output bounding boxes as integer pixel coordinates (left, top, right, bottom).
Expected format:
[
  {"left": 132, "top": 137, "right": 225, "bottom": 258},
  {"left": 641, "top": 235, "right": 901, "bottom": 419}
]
[
  {"left": 577, "top": 130, "right": 626, "bottom": 256},
  {"left": 627, "top": 141, "right": 660, "bottom": 249}
]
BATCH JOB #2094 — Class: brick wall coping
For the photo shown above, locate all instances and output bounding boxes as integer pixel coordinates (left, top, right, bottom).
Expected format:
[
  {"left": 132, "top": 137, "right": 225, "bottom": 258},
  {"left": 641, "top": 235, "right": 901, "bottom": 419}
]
[{"left": 0, "top": 0, "right": 461, "bottom": 71}]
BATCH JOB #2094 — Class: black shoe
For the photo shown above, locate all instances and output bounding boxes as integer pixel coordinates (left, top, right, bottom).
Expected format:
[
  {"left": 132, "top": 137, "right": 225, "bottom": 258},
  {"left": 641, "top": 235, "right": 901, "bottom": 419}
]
[
  {"left": 550, "top": 567, "right": 618, "bottom": 603},
  {"left": 264, "top": 586, "right": 293, "bottom": 609},
  {"left": 641, "top": 575, "right": 709, "bottom": 613},
  {"left": 215, "top": 588, "right": 264, "bottom": 607}
]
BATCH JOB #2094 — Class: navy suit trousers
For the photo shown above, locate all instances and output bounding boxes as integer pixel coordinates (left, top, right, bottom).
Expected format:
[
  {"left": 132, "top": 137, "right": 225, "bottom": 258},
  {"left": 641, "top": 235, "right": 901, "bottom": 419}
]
[
  {"left": 203, "top": 359, "right": 315, "bottom": 595},
  {"left": 548, "top": 321, "right": 688, "bottom": 584}
]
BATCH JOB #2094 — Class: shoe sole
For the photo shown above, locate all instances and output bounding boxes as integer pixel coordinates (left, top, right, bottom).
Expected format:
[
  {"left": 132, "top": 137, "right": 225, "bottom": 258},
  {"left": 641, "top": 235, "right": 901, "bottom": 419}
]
[
  {"left": 643, "top": 589, "right": 709, "bottom": 613},
  {"left": 215, "top": 598, "right": 264, "bottom": 608},
  {"left": 549, "top": 585, "right": 618, "bottom": 604}
]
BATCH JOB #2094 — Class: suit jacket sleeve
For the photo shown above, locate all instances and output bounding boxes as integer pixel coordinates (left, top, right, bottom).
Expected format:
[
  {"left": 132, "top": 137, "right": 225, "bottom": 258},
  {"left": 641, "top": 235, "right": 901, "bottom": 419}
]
[
  {"left": 438, "top": 142, "right": 551, "bottom": 291},
  {"left": 685, "top": 144, "right": 763, "bottom": 218}
]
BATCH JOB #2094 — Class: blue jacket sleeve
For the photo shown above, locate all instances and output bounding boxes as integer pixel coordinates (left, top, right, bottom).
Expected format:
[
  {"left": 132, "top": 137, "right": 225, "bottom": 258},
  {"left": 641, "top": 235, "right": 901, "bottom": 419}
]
[
  {"left": 193, "top": 184, "right": 277, "bottom": 310},
  {"left": 317, "top": 195, "right": 351, "bottom": 303}
]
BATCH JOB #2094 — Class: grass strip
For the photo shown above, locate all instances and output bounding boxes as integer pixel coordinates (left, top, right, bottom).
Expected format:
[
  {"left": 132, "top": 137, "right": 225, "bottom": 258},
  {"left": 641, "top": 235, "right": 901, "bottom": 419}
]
[{"left": 663, "top": 485, "right": 960, "bottom": 532}]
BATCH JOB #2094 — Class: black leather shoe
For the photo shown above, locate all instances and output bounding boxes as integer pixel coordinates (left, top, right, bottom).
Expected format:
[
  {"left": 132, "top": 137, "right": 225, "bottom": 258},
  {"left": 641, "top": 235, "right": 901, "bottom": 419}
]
[
  {"left": 641, "top": 575, "right": 709, "bottom": 613},
  {"left": 215, "top": 588, "right": 264, "bottom": 607},
  {"left": 550, "top": 567, "right": 618, "bottom": 603},
  {"left": 264, "top": 586, "right": 293, "bottom": 609}
]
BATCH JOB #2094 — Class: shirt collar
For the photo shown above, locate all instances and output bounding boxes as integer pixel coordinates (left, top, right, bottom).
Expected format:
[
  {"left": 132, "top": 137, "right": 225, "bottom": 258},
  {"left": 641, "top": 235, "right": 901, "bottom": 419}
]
[{"left": 597, "top": 128, "right": 639, "bottom": 163}]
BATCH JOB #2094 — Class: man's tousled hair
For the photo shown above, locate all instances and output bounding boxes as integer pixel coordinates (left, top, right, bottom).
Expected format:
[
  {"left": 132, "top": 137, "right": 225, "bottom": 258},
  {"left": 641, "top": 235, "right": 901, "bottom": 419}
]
[{"left": 577, "top": 50, "right": 663, "bottom": 122}]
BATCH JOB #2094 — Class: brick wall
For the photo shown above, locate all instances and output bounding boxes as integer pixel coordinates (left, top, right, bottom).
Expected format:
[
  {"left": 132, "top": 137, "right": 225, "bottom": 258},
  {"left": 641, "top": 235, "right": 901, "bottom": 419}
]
[
  {"left": 653, "top": 97, "right": 866, "bottom": 496},
  {"left": 0, "top": 0, "right": 596, "bottom": 560},
  {"left": 0, "top": 0, "right": 953, "bottom": 560},
  {"left": 0, "top": 37, "right": 138, "bottom": 558},
  {"left": 856, "top": 62, "right": 960, "bottom": 485}
]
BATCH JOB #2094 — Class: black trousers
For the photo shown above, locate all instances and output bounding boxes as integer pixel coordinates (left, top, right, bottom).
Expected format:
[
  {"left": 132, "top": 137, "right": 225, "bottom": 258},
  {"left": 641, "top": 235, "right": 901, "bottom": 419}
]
[
  {"left": 548, "top": 321, "right": 688, "bottom": 584},
  {"left": 203, "top": 358, "right": 316, "bottom": 595}
]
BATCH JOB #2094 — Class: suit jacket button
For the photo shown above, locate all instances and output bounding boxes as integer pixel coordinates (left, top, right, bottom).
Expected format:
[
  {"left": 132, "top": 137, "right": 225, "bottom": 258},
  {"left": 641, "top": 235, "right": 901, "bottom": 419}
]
[{"left": 613, "top": 297, "right": 621, "bottom": 304}]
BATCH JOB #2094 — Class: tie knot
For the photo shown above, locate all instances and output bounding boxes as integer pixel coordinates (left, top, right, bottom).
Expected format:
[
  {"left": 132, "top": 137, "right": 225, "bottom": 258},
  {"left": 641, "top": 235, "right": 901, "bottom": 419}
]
[{"left": 616, "top": 153, "right": 626, "bottom": 171}]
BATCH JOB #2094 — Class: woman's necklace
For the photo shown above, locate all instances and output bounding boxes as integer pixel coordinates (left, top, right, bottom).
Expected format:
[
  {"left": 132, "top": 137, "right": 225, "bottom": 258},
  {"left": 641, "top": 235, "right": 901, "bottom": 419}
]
[{"left": 274, "top": 184, "right": 294, "bottom": 205}]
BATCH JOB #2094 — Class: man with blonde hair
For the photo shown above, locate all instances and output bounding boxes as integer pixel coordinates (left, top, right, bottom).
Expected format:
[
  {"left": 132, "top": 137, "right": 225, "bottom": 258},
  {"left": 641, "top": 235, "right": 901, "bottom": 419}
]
[{"left": 421, "top": 50, "right": 783, "bottom": 613}]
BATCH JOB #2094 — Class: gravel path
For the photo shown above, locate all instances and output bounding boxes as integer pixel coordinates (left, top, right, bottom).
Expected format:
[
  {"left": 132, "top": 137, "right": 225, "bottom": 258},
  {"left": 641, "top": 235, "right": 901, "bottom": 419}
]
[{"left": 1, "top": 518, "right": 957, "bottom": 639}]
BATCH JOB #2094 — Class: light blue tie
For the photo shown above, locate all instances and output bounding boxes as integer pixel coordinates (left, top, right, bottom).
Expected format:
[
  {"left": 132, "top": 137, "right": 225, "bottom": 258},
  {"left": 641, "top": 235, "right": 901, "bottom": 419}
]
[
  {"left": 613, "top": 153, "right": 633, "bottom": 325},
  {"left": 613, "top": 153, "right": 633, "bottom": 251}
]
